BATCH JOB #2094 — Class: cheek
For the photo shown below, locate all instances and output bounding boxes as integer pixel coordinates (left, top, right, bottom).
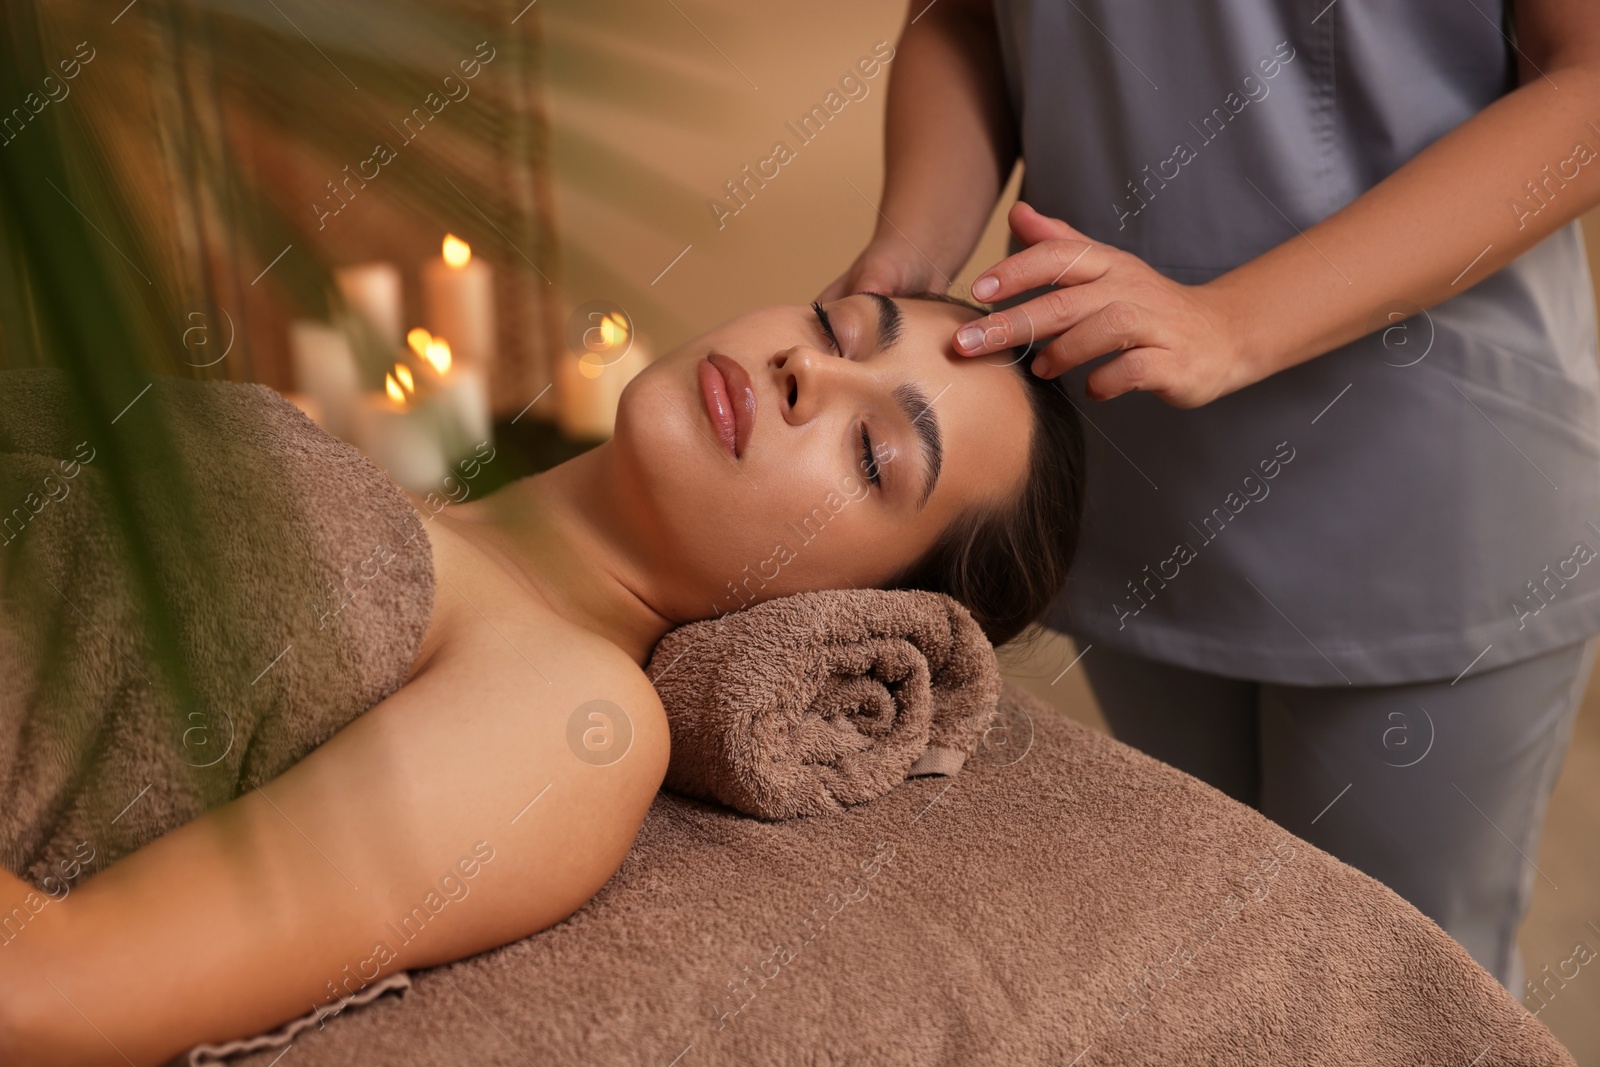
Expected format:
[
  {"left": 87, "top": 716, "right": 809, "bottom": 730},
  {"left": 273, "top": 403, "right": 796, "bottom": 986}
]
[
  {"left": 777, "top": 510, "right": 932, "bottom": 597},
  {"left": 614, "top": 380, "right": 716, "bottom": 518},
  {"left": 743, "top": 483, "right": 919, "bottom": 598},
  {"left": 612, "top": 375, "right": 790, "bottom": 576}
]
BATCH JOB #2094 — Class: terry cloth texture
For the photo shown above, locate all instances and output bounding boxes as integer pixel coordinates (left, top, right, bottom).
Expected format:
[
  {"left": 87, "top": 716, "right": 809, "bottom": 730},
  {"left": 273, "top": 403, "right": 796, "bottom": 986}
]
[
  {"left": 646, "top": 588, "right": 1004, "bottom": 819},
  {"left": 183, "top": 688, "right": 1574, "bottom": 1067},
  {"left": 0, "top": 368, "right": 435, "bottom": 887}
]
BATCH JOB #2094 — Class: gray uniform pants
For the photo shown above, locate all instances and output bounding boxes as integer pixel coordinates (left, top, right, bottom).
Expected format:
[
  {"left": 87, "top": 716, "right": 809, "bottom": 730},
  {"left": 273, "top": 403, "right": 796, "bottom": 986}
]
[{"left": 1077, "top": 637, "right": 1595, "bottom": 994}]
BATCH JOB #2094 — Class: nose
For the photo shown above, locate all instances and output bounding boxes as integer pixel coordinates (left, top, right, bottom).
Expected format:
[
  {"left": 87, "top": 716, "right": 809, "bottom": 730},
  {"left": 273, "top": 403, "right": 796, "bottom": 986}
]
[{"left": 773, "top": 346, "right": 868, "bottom": 425}]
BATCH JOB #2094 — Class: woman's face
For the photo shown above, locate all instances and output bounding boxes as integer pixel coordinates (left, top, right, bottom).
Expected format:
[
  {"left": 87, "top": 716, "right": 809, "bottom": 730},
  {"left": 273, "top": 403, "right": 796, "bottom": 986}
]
[{"left": 610, "top": 294, "right": 1032, "bottom": 620}]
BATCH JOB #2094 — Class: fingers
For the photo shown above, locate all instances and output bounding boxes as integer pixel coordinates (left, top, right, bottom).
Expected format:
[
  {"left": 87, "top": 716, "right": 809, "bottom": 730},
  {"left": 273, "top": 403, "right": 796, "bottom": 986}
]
[
  {"left": 818, "top": 245, "right": 941, "bottom": 303},
  {"left": 816, "top": 272, "right": 853, "bottom": 303},
  {"left": 953, "top": 281, "right": 1112, "bottom": 356},
  {"left": 1008, "top": 200, "right": 1091, "bottom": 245},
  {"left": 1083, "top": 347, "right": 1165, "bottom": 402},
  {"left": 817, "top": 266, "right": 896, "bottom": 303},
  {"left": 969, "top": 237, "right": 1109, "bottom": 303},
  {"left": 1032, "top": 300, "right": 1161, "bottom": 383}
]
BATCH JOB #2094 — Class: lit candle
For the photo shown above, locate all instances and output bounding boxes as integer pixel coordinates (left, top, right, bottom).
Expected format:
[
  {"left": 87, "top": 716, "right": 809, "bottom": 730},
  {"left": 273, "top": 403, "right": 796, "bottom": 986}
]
[
  {"left": 557, "top": 310, "right": 652, "bottom": 440},
  {"left": 422, "top": 235, "right": 496, "bottom": 375},
  {"left": 334, "top": 262, "right": 404, "bottom": 349},
  {"left": 409, "top": 328, "right": 492, "bottom": 457},
  {"left": 288, "top": 319, "right": 361, "bottom": 441},
  {"left": 353, "top": 367, "right": 448, "bottom": 491}
]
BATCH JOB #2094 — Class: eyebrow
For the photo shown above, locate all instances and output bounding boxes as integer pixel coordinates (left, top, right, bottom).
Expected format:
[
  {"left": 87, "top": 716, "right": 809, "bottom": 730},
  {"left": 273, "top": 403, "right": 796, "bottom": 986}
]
[
  {"left": 866, "top": 291, "right": 905, "bottom": 350},
  {"left": 892, "top": 380, "right": 943, "bottom": 509},
  {"left": 858, "top": 293, "right": 941, "bottom": 509}
]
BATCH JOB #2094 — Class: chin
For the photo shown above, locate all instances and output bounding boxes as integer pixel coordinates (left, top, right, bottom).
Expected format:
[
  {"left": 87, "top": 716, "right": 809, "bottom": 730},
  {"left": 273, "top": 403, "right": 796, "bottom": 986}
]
[
  {"left": 613, "top": 358, "right": 699, "bottom": 469},
  {"left": 610, "top": 366, "right": 728, "bottom": 539}
]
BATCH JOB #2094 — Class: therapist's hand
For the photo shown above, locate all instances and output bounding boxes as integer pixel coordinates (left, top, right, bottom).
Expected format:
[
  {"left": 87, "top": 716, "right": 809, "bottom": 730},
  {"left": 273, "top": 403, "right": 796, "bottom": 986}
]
[
  {"left": 953, "top": 201, "right": 1256, "bottom": 408},
  {"left": 818, "top": 232, "right": 950, "bottom": 302}
]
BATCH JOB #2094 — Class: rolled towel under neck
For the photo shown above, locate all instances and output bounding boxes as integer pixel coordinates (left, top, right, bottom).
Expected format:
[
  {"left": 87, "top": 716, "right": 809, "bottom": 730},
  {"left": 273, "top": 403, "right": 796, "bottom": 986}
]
[{"left": 645, "top": 589, "right": 1002, "bottom": 820}]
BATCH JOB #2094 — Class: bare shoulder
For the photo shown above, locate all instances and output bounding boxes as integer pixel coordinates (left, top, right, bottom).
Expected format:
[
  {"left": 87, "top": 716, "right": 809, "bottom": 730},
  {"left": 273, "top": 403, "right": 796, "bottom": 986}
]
[
  {"left": 411, "top": 502, "right": 669, "bottom": 774},
  {"left": 424, "top": 582, "right": 669, "bottom": 788},
  {"left": 344, "top": 594, "right": 670, "bottom": 964}
]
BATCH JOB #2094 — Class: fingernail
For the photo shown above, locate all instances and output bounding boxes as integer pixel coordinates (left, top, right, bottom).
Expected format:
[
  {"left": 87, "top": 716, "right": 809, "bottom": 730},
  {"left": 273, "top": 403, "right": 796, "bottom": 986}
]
[
  {"left": 956, "top": 326, "right": 984, "bottom": 351},
  {"left": 971, "top": 275, "right": 999, "bottom": 300}
]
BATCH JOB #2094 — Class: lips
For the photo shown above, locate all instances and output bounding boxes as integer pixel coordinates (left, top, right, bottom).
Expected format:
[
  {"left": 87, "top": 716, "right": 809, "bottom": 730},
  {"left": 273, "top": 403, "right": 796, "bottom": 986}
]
[{"left": 698, "top": 352, "right": 756, "bottom": 459}]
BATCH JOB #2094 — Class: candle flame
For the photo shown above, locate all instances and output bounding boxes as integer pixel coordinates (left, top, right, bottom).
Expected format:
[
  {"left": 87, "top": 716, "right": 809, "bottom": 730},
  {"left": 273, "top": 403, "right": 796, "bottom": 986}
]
[
  {"left": 598, "top": 311, "right": 629, "bottom": 348},
  {"left": 406, "top": 327, "right": 432, "bottom": 357},
  {"left": 424, "top": 338, "right": 453, "bottom": 374},
  {"left": 393, "top": 363, "right": 416, "bottom": 394},
  {"left": 384, "top": 372, "right": 407, "bottom": 404},
  {"left": 442, "top": 234, "right": 472, "bottom": 269}
]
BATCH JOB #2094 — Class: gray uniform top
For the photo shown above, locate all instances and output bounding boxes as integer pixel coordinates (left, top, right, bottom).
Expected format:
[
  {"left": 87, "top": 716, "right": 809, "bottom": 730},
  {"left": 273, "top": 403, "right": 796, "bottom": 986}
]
[{"left": 990, "top": 0, "right": 1600, "bottom": 685}]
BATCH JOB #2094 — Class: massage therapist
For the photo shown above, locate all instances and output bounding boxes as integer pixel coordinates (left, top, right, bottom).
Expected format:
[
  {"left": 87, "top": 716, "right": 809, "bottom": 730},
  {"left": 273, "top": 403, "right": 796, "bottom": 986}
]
[{"left": 823, "top": 0, "right": 1600, "bottom": 994}]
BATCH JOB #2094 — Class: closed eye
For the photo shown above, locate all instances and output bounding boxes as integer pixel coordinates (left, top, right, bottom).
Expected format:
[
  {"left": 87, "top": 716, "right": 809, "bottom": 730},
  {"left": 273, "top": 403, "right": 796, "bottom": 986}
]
[
  {"left": 811, "top": 302, "right": 882, "bottom": 489},
  {"left": 860, "top": 425, "right": 881, "bottom": 487},
  {"left": 812, "top": 301, "right": 841, "bottom": 354}
]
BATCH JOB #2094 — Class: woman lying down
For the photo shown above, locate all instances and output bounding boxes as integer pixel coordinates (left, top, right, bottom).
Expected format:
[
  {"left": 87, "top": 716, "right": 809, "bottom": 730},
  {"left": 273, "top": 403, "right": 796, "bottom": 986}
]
[{"left": 0, "top": 291, "right": 1084, "bottom": 1064}]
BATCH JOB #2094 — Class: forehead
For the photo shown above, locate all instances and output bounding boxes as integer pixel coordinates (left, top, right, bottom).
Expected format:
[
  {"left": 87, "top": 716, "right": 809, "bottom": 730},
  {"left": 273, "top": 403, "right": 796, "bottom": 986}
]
[{"left": 863, "top": 293, "right": 1025, "bottom": 399}]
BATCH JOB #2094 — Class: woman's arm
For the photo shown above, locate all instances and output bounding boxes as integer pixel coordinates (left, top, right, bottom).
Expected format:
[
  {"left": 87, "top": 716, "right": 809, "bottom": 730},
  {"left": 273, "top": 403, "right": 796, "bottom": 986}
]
[
  {"left": 0, "top": 866, "right": 70, "bottom": 959},
  {"left": 0, "top": 866, "right": 53, "bottom": 917},
  {"left": 818, "top": 0, "right": 1017, "bottom": 299},
  {"left": 0, "top": 624, "right": 668, "bottom": 1065},
  {"left": 950, "top": 0, "right": 1600, "bottom": 406}
]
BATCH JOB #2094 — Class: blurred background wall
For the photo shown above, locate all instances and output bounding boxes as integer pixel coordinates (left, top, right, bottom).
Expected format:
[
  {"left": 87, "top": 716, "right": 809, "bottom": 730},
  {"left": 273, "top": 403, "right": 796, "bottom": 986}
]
[{"left": 547, "top": 0, "right": 1021, "bottom": 349}]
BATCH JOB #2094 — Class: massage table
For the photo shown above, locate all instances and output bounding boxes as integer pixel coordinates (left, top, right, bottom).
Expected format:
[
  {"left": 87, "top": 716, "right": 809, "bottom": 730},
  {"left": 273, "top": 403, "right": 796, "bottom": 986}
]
[{"left": 177, "top": 684, "right": 1573, "bottom": 1067}]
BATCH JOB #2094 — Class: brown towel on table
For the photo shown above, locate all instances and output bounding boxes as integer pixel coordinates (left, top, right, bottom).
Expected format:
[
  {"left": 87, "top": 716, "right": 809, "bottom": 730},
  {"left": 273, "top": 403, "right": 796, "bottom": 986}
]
[
  {"left": 205, "top": 687, "right": 1578, "bottom": 1067},
  {"left": 645, "top": 588, "right": 1003, "bottom": 820},
  {"left": 182, "top": 972, "right": 412, "bottom": 1066}
]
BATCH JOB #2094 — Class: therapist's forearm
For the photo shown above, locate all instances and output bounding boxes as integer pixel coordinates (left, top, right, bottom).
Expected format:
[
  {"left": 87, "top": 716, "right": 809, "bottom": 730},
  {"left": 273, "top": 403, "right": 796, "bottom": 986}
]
[
  {"left": 1206, "top": 62, "right": 1600, "bottom": 381},
  {"left": 874, "top": 0, "right": 1018, "bottom": 278}
]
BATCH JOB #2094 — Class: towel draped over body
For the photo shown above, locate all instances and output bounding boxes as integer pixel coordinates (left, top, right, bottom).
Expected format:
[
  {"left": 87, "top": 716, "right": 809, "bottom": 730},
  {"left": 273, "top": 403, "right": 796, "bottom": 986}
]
[{"left": 0, "top": 369, "right": 435, "bottom": 887}]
